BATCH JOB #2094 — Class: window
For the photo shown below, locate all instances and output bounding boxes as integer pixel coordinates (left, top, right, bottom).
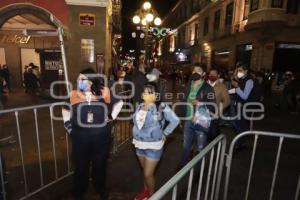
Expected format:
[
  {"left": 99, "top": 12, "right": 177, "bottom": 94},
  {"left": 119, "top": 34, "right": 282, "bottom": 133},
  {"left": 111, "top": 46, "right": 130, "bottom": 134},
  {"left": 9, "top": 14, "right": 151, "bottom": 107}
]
[
  {"left": 272, "top": 0, "right": 283, "bottom": 8},
  {"left": 203, "top": 17, "right": 209, "bottom": 36},
  {"left": 214, "top": 10, "right": 221, "bottom": 31},
  {"left": 250, "top": 0, "right": 259, "bottom": 11},
  {"left": 194, "top": 23, "right": 198, "bottom": 42},
  {"left": 286, "top": 0, "right": 300, "bottom": 14},
  {"left": 244, "top": 0, "right": 250, "bottom": 19},
  {"left": 225, "top": 3, "right": 234, "bottom": 26},
  {"left": 189, "top": 28, "right": 193, "bottom": 45},
  {"left": 169, "top": 35, "right": 175, "bottom": 52},
  {"left": 81, "top": 39, "right": 94, "bottom": 63}
]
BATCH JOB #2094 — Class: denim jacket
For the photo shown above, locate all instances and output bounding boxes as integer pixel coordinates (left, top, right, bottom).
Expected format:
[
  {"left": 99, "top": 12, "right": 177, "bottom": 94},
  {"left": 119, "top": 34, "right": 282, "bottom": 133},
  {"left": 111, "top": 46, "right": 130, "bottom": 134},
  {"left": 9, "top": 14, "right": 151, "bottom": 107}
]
[{"left": 132, "top": 103, "right": 180, "bottom": 142}]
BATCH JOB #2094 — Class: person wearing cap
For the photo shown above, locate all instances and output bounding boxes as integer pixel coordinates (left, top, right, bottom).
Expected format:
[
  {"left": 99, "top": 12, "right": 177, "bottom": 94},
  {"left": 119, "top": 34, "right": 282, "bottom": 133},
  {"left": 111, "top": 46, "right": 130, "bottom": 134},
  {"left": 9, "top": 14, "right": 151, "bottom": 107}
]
[{"left": 62, "top": 68, "right": 120, "bottom": 200}]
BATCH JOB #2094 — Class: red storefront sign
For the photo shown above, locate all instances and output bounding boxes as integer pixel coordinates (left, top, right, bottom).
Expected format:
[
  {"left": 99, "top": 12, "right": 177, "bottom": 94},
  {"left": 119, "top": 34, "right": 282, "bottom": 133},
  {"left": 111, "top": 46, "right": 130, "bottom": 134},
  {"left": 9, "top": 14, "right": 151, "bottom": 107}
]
[{"left": 79, "top": 13, "right": 95, "bottom": 26}]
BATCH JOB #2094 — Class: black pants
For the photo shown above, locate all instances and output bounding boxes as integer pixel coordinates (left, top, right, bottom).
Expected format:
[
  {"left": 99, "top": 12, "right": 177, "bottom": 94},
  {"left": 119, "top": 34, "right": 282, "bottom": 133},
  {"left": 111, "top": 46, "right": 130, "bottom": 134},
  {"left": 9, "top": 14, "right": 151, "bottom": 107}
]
[
  {"left": 234, "top": 113, "right": 251, "bottom": 147},
  {"left": 208, "top": 119, "right": 220, "bottom": 142},
  {"left": 71, "top": 126, "right": 111, "bottom": 197}
]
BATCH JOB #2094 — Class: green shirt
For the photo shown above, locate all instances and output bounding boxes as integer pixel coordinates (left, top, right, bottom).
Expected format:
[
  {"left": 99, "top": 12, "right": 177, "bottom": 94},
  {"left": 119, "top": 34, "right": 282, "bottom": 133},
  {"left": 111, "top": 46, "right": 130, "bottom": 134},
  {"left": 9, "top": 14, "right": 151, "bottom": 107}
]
[{"left": 186, "top": 82, "right": 203, "bottom": 119}]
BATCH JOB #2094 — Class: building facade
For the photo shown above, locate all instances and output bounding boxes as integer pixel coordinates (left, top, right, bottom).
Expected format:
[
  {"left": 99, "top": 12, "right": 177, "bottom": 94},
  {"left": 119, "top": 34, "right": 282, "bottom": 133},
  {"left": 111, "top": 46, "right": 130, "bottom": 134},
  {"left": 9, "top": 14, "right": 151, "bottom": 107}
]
[
  {"left": 0, "top": 0, "right": 122, "bottom": 89},
  {"left": 161, "top": 0, "right": 300, "bottom": 73}
]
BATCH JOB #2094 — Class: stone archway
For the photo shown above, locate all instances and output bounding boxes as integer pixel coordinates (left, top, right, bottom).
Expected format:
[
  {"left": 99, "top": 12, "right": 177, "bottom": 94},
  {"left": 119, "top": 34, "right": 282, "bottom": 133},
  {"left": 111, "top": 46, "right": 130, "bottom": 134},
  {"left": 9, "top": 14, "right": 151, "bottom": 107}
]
[
  {"left": 0, "top": 3, "right": 70, "bottom": 90},
  {"left": 0, "top": 3, "right": 68, "bottom": 31}
]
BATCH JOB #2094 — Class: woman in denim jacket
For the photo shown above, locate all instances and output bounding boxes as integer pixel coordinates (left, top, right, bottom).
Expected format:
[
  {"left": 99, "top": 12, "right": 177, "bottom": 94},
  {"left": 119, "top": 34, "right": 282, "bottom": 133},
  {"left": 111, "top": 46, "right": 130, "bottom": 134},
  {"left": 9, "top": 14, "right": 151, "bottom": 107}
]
[{"left": 132, "top": 83, "right": 179, "bottom": 200}]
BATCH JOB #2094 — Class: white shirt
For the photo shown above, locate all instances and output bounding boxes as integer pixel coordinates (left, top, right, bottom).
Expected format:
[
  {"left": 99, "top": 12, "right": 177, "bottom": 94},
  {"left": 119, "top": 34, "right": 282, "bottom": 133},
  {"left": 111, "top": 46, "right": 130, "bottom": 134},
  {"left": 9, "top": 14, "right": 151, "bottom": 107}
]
[{"left": 136, "top": 110, "right": 148, "bottom": 130}]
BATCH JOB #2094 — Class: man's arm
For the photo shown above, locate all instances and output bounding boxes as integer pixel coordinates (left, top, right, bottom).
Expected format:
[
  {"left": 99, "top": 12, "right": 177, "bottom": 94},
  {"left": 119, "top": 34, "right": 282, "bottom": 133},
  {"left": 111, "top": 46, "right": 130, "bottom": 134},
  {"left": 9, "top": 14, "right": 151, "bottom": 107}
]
[{"left": 236, "top": 79, "right": 254, "bottom": 100}]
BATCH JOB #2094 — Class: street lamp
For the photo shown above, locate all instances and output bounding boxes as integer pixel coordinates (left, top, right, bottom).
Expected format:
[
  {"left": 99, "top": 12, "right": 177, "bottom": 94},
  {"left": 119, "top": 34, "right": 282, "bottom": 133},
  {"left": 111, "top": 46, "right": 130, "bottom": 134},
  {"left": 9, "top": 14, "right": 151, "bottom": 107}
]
[
  {"left": 132, "top": 1, "right": 162, "bottom": 65},
  {"left": 146, "top": 13, "right": 154, "bottom": 22},
  {"left": 154, "top": 17, "right": 162, "bottom": 26},
  {"left": 141, "top": 18, "right": 147, "bottom": 26},
  {"left": 133, "top": 15, "right": 141, "bottom": 24},
  {"left": 143, "top": 2, "right": 152, "bottom": 10}
]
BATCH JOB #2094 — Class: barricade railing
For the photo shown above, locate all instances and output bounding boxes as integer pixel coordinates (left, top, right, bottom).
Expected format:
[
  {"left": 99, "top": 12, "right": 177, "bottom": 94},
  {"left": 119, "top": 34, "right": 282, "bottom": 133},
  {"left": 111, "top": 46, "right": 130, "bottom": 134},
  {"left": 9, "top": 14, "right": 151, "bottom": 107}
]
[
  {"left": 111, "top": 90, "right": 133, "bottom": 154},
  {"left": 0, "top": 103, "right": 72, "bottom": 200},
  {"left": 0, "top": 89, "right": 134, "bottom": 199},
  {"left": 223, "top": 131, "right": 300, "bottom": 200},
  {"left": 149, "top": 134, "right": 227, "bottom": 200}
]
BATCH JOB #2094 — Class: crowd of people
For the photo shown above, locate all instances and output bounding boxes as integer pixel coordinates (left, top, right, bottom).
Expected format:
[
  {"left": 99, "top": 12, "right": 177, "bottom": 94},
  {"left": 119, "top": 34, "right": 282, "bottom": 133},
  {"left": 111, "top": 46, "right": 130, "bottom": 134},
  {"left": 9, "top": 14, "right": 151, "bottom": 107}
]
[
  {"left": 0, "top": 64, "right": 10, "bottom": 110},
  {"left": 1, "top": 57, "right": 299, "bottom": 199},
  {"left": 23, "top": 63, "right": 41, "bottom": 94},
  {"left": 0, "top": 62, "right": 42, "bottom": 110},
  {"left": 57, "top": 56, "right": 300, "bottom": 200}
]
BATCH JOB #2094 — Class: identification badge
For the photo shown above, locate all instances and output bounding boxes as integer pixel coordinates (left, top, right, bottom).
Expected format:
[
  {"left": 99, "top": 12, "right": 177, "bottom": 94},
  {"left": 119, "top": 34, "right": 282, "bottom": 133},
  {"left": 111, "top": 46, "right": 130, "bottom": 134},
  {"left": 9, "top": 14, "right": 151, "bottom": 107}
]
[{"left": 87, "top": 112, "right": 94, "bottom": 123}]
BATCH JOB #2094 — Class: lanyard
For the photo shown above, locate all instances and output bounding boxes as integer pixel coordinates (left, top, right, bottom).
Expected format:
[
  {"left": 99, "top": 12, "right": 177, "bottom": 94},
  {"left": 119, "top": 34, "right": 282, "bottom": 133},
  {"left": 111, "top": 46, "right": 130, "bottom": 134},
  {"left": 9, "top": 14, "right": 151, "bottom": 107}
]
[{"left": 85, "top": 92, "right": 92, "bottom": 105}]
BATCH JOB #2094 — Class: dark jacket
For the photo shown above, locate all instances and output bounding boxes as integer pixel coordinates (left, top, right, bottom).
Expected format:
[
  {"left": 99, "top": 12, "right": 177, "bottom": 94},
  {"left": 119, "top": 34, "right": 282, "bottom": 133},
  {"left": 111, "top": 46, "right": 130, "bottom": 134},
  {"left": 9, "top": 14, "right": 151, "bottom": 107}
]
[
  {"left": 133, "top": 71, "right": 147, "bottom": 103},
  {"left": 237, "top": 75, "right": 260, "bottom": 103}
]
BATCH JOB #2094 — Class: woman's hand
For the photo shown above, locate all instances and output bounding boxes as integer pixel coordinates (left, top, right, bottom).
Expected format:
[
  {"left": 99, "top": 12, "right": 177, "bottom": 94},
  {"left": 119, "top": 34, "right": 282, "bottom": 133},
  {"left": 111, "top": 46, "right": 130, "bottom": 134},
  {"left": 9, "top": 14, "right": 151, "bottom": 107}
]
[{"left": 161, "top": 135, "right": 167, "bottom": 142}]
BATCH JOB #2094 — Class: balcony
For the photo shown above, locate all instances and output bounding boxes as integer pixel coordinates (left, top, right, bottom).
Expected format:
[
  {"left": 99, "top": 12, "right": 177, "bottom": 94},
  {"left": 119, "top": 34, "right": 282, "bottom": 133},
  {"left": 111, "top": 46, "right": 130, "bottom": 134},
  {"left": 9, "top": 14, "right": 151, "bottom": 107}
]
[{"left": 245, "top": 8, "right": 300, "bottom": 30}]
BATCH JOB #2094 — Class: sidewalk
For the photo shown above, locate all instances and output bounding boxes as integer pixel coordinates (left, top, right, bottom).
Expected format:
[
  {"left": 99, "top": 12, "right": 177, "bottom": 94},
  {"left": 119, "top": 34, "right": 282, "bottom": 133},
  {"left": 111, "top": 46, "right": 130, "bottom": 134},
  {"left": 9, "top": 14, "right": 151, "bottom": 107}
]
[{"left": 57, "top": 131, "right": 183, "bottom": 200}]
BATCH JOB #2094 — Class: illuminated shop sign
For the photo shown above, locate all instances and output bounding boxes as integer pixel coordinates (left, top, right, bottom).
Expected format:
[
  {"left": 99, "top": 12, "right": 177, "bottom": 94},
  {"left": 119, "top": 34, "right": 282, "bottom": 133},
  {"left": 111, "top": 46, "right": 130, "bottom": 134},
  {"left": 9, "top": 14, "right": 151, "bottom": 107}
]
[
  {"left": 214, "top": 49, "right": 230, "bottom": 55},
  {"left": 45, "top": 60, "right": 61, "bottom": 70},
  {"left": 79, "top": 13, "right": 96, "bottom": 26},
  {"left": 245, "top": 44, "right": 253, "bottom": 51},
  {"left": 1, "top": 34, "right": 31, "bottom": 44}
]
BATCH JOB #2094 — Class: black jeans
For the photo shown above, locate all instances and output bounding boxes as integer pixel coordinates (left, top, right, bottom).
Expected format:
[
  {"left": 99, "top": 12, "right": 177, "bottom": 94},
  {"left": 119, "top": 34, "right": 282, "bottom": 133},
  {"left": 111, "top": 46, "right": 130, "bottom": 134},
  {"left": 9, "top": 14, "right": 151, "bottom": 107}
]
[{"left": 71, "top": 126, "right": 111, "bottom": 197}]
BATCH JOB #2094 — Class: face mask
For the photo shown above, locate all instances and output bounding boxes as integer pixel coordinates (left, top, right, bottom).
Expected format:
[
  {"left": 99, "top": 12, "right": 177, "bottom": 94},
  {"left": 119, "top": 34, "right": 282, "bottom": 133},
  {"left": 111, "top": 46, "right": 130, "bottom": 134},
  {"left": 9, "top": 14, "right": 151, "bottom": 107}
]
[
  {"left": 208, "top": 75, "right": 218, "bottom": 82},
  {"left": 142, "top": 94, "right": 156, "bottom": 103},
  {"left": 237, "top": 72, "right": 245, "bottom": 79},
  {"left": 78, "top": 81, "right": 88, "bottom": 91},
  {"left": 191, "top": 73, "right": 202, "bottom": 81}
]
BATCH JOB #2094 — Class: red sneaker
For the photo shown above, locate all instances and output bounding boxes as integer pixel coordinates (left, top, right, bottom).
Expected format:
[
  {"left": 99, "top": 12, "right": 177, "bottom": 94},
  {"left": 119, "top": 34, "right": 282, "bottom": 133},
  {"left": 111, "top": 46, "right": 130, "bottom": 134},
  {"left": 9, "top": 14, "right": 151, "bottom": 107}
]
[{"left": 134, "top": 188, "right": 150, "bottom": 200}]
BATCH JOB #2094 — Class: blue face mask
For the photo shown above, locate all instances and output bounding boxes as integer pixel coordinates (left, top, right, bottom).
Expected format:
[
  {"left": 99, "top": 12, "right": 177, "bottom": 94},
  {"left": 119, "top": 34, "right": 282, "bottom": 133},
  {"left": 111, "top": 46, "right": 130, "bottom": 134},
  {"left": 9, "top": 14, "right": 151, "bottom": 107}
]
[{"left": 78, "top": 81, "right": 88, "bottom": 91}]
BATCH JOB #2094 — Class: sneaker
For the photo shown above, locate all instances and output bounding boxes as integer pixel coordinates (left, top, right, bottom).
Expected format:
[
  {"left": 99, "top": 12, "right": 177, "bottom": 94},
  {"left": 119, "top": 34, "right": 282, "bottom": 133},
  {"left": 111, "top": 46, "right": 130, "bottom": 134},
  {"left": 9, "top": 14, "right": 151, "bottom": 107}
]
[{"left": 134, "top": 188, "right": 150, "bottom": 200}]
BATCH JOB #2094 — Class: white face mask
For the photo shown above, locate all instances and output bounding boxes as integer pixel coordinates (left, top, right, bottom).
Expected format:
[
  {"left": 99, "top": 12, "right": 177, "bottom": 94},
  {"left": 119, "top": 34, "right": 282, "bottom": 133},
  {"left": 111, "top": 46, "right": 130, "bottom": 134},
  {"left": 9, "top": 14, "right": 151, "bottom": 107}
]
[{"left": 237, "top": 72, "right": 245, "bottom": 79}]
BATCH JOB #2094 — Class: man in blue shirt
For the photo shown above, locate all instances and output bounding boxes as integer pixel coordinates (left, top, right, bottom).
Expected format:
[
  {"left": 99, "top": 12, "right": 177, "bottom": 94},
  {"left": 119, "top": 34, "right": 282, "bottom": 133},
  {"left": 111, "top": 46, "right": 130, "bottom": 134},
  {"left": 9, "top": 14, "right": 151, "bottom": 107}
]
[{"left": 231, "top": 63, "right": 257, "bottom": 148}]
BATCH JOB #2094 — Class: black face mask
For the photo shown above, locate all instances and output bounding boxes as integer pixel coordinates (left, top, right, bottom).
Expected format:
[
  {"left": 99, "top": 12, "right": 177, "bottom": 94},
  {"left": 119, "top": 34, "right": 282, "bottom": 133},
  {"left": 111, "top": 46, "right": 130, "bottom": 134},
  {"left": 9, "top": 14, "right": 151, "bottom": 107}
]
[{"left": 191, "top": 73, "right": 202, "bottom": 81}]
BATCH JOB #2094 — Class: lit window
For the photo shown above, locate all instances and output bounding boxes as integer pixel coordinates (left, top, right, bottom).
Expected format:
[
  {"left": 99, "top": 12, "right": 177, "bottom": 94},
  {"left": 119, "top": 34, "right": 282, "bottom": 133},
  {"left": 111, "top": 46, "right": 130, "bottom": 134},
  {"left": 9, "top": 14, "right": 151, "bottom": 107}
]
[
  {"left": 272, "top": 0, "right": 283, "bottom": 8},
  {"left": 81, "top": 39, "right": 95, "bottom": 63},
  {"left": 225, "top": 3, "right": 234, "bottom": 26},
  {"left": 250, "top": 0, "right": 259, "bottom": 12}
]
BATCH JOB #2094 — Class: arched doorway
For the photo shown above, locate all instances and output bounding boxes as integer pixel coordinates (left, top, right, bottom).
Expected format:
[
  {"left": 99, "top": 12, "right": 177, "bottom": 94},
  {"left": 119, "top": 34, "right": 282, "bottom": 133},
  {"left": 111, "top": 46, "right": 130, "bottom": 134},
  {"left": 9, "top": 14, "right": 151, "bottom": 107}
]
[{"left": 0, "top": 3, "right": 69, "bottom": 92}]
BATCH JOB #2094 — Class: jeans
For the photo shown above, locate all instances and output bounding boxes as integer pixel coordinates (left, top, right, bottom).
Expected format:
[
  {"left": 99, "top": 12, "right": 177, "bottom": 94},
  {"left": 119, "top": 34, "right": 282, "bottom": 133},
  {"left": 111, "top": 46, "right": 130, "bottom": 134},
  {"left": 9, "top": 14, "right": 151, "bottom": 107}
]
[
  {"left": 136, "top": 148, "right": 163, "bottom": 160},
  {"left": 180, "top": 120, "right": 208, "bottom": 167}
]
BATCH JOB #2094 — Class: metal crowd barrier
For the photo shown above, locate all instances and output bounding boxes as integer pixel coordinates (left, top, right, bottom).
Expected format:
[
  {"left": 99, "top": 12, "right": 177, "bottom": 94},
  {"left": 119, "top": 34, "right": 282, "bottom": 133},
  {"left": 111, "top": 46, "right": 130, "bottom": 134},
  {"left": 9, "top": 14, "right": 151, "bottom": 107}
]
[
  {"left": 223, "top": 131, "right": 300, "bottom": 200},
  {"left": 0, "top": 103, "right": 72, "bottom": 200},
  {"left": 111, "top": 90, "right": 134, "bottom": 154},
  {"left": 149, "top": 134, "right": 227, "bottom": 200},
  {"left": 150, "top": 130, "right": 300, "bottom": 200},
  {"left": 0, "top": 90, "right": 134, "bottom": 199}
]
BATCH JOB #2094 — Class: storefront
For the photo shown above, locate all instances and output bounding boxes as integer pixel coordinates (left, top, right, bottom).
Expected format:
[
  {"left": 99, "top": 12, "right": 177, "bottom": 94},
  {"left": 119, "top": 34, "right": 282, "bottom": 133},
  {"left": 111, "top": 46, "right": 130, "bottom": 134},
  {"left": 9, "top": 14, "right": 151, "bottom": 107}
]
[
  {"left": 273, "top": 42, "right": 300, "bottom": 73},
  {"left": 236, "top": 44, "right": 252, "bottom": 68},
  {"left": 0, "top": 0, "right": 115, "bottom": 90},
  {"left": 212, "top": 48, "right": 231, "bottom": 70}
]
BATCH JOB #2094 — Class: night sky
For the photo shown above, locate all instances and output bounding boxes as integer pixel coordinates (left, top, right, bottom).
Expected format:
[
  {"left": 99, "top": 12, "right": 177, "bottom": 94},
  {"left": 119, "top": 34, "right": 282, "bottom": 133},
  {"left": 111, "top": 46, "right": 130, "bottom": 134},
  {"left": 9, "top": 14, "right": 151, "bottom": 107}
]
[{"left": 121, "top": 0, "right": 179, "bottom": 53}]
